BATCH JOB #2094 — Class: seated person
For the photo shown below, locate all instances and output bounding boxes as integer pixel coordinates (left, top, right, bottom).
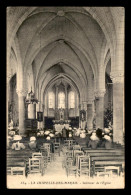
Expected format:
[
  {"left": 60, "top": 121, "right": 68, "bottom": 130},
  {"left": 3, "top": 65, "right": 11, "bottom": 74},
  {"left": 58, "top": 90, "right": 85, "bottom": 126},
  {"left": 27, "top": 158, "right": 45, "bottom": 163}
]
[
  {"left": 28, "top": 136, "right": 37, "bottom": 150},
  {"left": 96, "top": 128, "right": 103, "bottom": 139},
  {"left": 80, "top": 129, "right": 86, "bottom": 138},
  {"left": 96, "top": 128, "right": 104, "bottom": 147},
  {"left": 103, "top": 134, "right": 112, "bottom": 149},
  {"left": 88, "top": 132, "right": 100, "bottom": 149},
  {"left": 73, "top": 127, "right": 77, "bottom": 137},
  {"left": 11, "top": 135, "right": 25, "bottom": 150},
  {"left": 45, "top": 136, "right": 54, "bottom": 153}
]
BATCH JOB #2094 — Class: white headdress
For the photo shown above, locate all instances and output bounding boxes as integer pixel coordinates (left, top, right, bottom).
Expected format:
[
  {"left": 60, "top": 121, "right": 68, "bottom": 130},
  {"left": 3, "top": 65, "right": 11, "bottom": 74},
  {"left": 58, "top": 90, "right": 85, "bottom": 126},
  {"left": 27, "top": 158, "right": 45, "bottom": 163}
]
[
  {"left": 90, "top": 133, "right": 99, "bottom": 141},
  {"left": 13, "top": 135, "right": 22, "bottom": 141},
  {"left": 30, "top": 136, "right": 36, "bottom": 141}
]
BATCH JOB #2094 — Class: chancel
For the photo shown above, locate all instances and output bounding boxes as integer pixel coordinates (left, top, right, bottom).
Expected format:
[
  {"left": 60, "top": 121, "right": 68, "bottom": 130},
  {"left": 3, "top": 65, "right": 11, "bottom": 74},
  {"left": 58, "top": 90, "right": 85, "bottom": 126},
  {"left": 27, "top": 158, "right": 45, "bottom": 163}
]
[{"left": 7, "top": 7, "right": 125, "bottom": 187}]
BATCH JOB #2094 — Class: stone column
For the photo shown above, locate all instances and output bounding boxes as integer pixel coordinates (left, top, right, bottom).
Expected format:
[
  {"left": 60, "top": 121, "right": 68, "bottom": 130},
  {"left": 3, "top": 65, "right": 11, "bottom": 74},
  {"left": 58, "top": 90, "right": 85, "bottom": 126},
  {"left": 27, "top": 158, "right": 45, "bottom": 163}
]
[
  {"left": 87, "top": 99, "right": 94, "bottom": 130},
  {"left": 55, "top": 85, "right": 59, "bottom": 120},
  {"left": 16, "top": 89, "right": 27, "bottom": 135},
  {"left": 65, "top": 84, "right": 68, "bottom": 120},
  {"left": 110, "top": 72, "right": 124, "bottom": 145},
  {"left": 95, "top": 89, "right": 106, "bottom": 129},
  {"left": 75, "top": 91, "right": 77, "bottom": 117},
  {"left": 7, "top": 75, "right": 11, "bottom": 124},
  {"left": 42, "top": 104, "right": 45, "bottom": 129}
]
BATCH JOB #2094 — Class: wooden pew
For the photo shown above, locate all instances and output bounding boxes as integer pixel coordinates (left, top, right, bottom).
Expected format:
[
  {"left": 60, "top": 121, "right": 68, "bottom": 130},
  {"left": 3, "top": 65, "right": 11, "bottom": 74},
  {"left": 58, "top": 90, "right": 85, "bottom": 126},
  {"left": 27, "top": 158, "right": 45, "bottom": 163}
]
[
  {"left": 7, "top": 161, "right": 25, "bottom": 175},
  {"left": 90, "top": 156, "right": 124, "bottom": 176},
  {"left": 86, "top": 152, "right": 124, "bottom": 157},
  {"left": 82, "top": 147, "right": 124, "bottom": 152},
  {"left": 83, "top": 149, "right": 124, "bottom": 155},
  {"left": 93, "top": 160, "right": 124, "bottom": 176}
]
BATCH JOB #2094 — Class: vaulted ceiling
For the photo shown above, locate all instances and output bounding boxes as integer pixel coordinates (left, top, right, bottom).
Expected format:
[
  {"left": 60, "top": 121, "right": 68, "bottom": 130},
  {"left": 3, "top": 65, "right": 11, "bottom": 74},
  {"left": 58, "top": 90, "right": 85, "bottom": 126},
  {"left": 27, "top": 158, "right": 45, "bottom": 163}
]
[{"left": 7, "top": 7, "right": 124, "bottom": 101}]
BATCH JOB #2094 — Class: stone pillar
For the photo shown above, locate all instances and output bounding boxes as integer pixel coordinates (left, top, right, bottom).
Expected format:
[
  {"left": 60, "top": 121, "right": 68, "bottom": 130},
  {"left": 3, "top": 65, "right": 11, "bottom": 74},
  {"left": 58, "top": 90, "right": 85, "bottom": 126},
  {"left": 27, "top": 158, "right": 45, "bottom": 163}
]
[
  {"left": 55, "top": 85, "right": 59, "bottom": 120},
  {"left": 42, "top": 104, "right": 45, "bottom": 129},
  {"left": 75, "top": 91, "right": 77, "bottom": 117},
  {"left": 95, "top": 89, "right": 106, "bottom": 129},
  {"left": 87, "top": 99, "right": 94, "bottom": 130},
  {"left": 17, "top": 89, "right": 27, "bottom": 135},
  {"left": 110, "top": 72, "right": 124, "bottom": 145},
  {"left": 65, "top": 84, "right": 68, "bottom": 120}
]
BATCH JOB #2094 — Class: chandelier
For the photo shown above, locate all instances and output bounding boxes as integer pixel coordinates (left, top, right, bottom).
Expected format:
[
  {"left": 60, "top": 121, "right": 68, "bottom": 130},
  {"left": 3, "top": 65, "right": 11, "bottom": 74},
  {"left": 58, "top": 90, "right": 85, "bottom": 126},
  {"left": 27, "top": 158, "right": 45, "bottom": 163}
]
[{"left": 25, "top": 87, "right": 39, "bottom": 104}]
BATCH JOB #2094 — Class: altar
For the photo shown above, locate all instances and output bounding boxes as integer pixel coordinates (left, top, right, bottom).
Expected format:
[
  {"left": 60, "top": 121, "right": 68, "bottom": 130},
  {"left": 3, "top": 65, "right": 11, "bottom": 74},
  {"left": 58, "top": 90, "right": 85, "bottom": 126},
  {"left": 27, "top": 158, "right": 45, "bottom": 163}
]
[
  {"left": 53, "top": 107, "right": 70, "bottom": 132},
  {"left": 53, "top": 120, "right": 71, "bottom": 133}
]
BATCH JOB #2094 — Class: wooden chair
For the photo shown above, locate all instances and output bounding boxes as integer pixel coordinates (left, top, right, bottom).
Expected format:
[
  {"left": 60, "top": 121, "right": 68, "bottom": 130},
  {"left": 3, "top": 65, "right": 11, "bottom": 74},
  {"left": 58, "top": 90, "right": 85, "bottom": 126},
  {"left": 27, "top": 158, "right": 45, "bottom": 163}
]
[
  {"left": 64, "top": 156, "right": 77, "bottom": 177},
  {"left": 43, "top": 143, "right": 53, "bottom": 162},
  {"left": 64, "top": 140, "right": 70, "bottom": 147},
  {"left": 40, "top": 147, "right": 52, "bottom": 163},
  {"left": 32, "top": 152, "right": 42, "bottom": 158},
  {"left": 73, "top": 150, "right": 84, "bottom": 158},
  {"left": 43, "top": 143, "right": 51, "bottom": 153},
  {"left": 104, "top": 166, "right": 120, "bottom": 176},
  {"left": 11, "top": 167, "right": 25, "bottom": 176},
  {"left": 53, "top": 142, "right": 60, "bottom": 156},
  {"left": 77, "top": 156, "right": 90, "bottom": 177},
  {"left": 65, "top": 150, "right": 73, "bottom": 158},
  {"left": 28, "top": 158, "right": 41, "bottom": 174},
  {"left": 64, "top": 140, "right": 75, "bottom": 149},
  {"left": 73, "top": 145, "right": 81, "bottom": 151}
]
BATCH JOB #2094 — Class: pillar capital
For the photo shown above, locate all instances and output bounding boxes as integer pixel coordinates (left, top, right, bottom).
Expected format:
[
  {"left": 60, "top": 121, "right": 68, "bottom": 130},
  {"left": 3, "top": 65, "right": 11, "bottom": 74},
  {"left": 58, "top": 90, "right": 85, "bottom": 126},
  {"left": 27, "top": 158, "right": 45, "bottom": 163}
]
[
  {"left": 82, "top": 101, "right": 87, "bottom": 109},
  {"left": 110, "top": 71, "right": 124, "bottom": 84},
  {"left": 87, "top": 99, "right": 94, "bottom": 104},
  {"left": 95, "top": 89, "right": 106, "bottom": 98},
  {"left": 16, "top": 89, "right": 27, "bottom": 97}
]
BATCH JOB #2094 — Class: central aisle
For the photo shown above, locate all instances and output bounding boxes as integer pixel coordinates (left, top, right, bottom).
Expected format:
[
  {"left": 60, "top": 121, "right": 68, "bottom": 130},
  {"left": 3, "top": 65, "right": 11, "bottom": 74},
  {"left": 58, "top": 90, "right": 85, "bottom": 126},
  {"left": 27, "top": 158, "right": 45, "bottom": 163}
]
[{"left": 44, "top": 151, "right": 66, "bottom": 177}]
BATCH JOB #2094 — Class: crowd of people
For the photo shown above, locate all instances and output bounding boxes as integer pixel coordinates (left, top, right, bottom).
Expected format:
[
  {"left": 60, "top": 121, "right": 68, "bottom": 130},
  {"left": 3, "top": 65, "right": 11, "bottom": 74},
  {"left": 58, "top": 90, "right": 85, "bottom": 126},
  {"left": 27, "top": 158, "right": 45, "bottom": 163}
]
[{"left": 7, "top": 123, "right": 113, "bottom": 150}]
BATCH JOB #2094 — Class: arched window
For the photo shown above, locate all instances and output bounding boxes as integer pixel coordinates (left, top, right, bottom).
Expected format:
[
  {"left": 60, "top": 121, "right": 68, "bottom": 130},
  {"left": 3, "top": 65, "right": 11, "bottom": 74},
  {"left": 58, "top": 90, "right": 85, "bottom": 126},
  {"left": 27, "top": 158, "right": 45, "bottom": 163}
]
[
  {"left": 48, "top": 92, "right": 55, "bottom": 109},
  {"left": 68, "top": 91, "right": 75, "bottom": 108},
  {"left": 58, "top": 92, "right": 65, "bottom": 108}
]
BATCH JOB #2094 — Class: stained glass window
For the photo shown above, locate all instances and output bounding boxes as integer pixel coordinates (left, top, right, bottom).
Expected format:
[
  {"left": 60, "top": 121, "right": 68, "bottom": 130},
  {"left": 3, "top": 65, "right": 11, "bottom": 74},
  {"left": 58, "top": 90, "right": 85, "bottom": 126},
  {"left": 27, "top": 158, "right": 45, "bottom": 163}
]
[
  {"left": 68, "top": 91, "right": 75, "bottom": 108},
  {"left": 48, "top": 92, "right": 55, "bottom": 108},
  {"left": 58, "top": 92, "right": 65, "bottom": 108}
]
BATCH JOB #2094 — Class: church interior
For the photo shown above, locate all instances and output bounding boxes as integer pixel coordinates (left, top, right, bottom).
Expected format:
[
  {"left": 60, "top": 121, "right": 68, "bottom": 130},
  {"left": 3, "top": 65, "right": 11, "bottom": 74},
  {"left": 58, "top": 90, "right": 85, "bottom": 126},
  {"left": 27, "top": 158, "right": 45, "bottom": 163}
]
[{"left": 7, "top": 7, "right": 124, "bottom": 181}]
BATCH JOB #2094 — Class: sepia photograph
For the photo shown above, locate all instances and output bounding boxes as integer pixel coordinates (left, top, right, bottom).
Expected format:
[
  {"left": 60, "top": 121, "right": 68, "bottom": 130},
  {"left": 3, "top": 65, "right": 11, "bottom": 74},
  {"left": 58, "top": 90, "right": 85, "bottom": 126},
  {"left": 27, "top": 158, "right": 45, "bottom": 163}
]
[{"left": 6, "top": 6, "right": 125, "bottom": 189}]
